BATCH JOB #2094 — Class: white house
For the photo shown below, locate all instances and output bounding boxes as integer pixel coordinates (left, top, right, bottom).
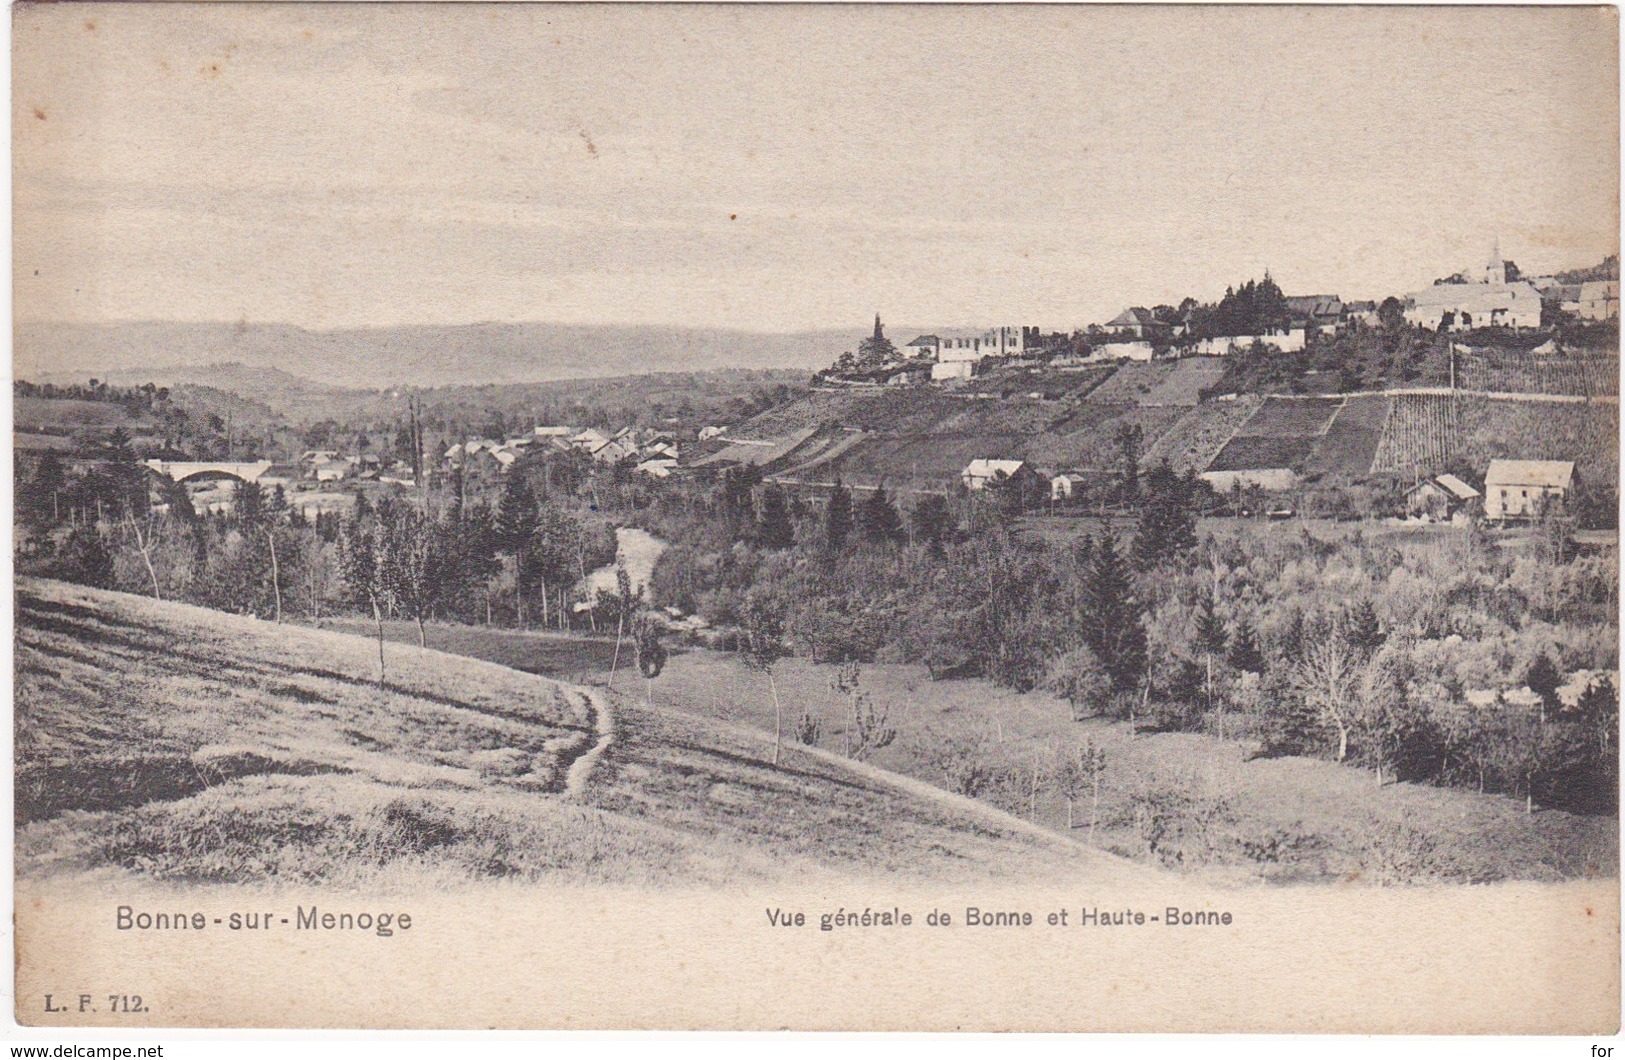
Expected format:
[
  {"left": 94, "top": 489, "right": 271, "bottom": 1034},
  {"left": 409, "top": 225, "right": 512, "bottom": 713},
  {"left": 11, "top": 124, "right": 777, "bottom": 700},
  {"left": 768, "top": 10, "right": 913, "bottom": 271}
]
[
  {"left": 1050, "top": 473, "right": 1089, "bottom": 500},
  {"left": 636, "top": 458, "right": 679, "bottom": 479},
  {"left": 962, "top": 458, "right": 1028, "bottom": 491},
  {"left": 1579, "top": 280, "right": 1620, "bottom": 321},
  {"left": 918, "top": 326, "right": 1031, "bottom": 365},
  {"left": 1483, "top": 459, "right": 1575, "bottom": 520},
  {"left": 1404, "top": 282, "right": 1543, "bottom": 331}
]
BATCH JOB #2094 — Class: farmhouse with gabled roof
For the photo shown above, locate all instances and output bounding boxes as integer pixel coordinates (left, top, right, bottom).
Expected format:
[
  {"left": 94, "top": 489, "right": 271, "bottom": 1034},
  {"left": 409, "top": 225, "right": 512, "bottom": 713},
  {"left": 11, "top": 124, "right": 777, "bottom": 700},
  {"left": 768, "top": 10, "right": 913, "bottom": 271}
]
[{"left": 1483, "top": 459, "right": 1575, "bottom": 521}]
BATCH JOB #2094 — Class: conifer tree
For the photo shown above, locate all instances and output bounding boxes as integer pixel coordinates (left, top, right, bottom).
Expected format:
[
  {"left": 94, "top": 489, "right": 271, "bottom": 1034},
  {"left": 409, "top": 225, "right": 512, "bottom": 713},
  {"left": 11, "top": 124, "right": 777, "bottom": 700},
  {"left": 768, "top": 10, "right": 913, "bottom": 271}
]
[
  {"left": 1132, "top": 460, "right": 1197, "bottom": 571},
  {"left": 855, "top": 314, "right": 900, "bottom": 367},
  {"left": 824, "top": 480, "right": 853, "bottom": 554},
  {"left": 910, "top": 494, "right": 953, "bottom": 555},
  {"left": 1227, "top": 613, "right": 1266, "bottom": 674},
  {"left": 337, "top": 508, "right": 388, "bottom": 680},
  {"left": 1343, "top": 598, "right": 1385, "bottom": 658},
  {"left": 1079, "top": 527, "right": 1146, "bottom": 693},
  {"left": 235, "top": 479, "right": 266, "bottom": 531},
  {"left": 1115, "top": 423, "right": 1142, "bottom": 506},
  {"left": 494, "top": 473, "right": 539, "bottom": 554},
  {"left": 754, "top": 483, "right": 795, "bottom": 550},
  {"left": 857, "top": 485, "right": 903, "bottom": 544}
]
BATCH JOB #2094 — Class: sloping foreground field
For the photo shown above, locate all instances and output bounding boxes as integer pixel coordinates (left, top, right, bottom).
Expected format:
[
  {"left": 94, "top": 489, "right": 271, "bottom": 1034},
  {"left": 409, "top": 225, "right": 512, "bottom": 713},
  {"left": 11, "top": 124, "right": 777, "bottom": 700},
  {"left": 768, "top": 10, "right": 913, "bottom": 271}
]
[{"left": 15, "top": 579, "right": 1149, "bottom": 888}]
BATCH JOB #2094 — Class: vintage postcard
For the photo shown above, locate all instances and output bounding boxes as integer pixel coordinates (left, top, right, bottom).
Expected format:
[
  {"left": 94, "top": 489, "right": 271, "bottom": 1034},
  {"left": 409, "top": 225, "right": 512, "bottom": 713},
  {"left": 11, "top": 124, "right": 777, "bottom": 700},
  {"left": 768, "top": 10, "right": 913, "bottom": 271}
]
[{"left": 10, "top": 1, "right": 1621, "bottom": 1033}]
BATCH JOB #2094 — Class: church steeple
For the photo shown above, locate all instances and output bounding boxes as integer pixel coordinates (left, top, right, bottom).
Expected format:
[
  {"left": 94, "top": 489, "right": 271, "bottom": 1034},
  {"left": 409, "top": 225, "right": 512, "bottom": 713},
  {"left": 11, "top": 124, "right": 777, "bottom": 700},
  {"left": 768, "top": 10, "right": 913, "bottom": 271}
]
[
  {"left": 1485, "top": 238, "right": 1506, "bottom": 285},
  {"left": 873, "top": 313, "right": 885, "bottom": 342}
]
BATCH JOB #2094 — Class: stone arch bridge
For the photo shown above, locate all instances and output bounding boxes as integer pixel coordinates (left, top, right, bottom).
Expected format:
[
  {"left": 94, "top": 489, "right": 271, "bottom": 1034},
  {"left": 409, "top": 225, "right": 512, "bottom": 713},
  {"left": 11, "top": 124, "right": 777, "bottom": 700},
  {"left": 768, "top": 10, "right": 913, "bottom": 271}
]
[{"left": 143, "top": 459, "right": 275, "bottom": 485}]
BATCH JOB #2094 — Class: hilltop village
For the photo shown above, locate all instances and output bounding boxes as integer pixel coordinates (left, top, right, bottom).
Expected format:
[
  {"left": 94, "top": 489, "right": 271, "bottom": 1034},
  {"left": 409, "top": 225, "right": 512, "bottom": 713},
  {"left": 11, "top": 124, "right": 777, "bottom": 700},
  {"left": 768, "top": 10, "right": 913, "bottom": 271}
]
[{"left": 697, "top": 249, "right": 1618, "bottom": 526}]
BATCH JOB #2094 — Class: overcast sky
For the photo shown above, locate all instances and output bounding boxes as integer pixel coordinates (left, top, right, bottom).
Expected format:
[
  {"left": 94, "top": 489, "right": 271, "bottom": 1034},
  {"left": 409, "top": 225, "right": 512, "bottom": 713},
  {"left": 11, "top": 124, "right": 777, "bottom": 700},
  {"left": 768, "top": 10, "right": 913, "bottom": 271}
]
[{"left": 13, "top": 3, "right": 1620, "bottom": 333}]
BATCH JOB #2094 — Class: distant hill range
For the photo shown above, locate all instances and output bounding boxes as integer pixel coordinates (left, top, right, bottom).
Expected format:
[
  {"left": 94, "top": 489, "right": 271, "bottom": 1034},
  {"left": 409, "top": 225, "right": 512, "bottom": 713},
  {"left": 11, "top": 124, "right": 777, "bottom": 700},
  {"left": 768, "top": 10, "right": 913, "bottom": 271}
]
[{"left": 16, "top": 320, "right": 850, "bottom": 390}]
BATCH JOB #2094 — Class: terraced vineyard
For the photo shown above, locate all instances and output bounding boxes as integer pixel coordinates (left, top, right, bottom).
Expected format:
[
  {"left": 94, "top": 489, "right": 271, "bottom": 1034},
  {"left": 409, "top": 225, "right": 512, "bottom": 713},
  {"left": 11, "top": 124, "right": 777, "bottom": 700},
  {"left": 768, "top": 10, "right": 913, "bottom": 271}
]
[
  {"left": 1370, "top": 394, "right": 1457, "bottom": 474},
  {"left": 1206, "top": 436, "right": 1316, "bottom": 473},
  {"left": 1299, "top": 395, "right": 1391, "bottom": 478},
  {"left": 959, "top": 365, "right": 1117, "bottom": 400},
  {"left": 1141, "top": 396, "right": 1262, "bottom": 472},
  {"left": 1206, "top": 396, "right": 1342, "bottom": 472},
  {"left": 1457, "top": 397, "right": 1620, "bottom": 484},
  {"left": 725, "top": 390, "right": 966, "bottom": 440},
  {"left": 688, "top": 425, "right": 823, "bottom": 467},
  {"left": 1456, "top": 347, "right": 1621, "bottom": 398},
  {"left": 1370, "top": 393, "right": 1619, "bottom": 483},
  {"left": 784, "top": 433, "right": 1039, "bottom": 489}
]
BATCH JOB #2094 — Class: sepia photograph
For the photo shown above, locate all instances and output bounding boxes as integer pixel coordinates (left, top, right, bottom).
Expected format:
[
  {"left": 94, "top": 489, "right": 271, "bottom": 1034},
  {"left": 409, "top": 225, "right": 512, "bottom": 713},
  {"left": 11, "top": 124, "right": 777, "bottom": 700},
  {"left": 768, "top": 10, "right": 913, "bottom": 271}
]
[{"left": 9, "top": 1, "right": 1621, "bottom": 1035}]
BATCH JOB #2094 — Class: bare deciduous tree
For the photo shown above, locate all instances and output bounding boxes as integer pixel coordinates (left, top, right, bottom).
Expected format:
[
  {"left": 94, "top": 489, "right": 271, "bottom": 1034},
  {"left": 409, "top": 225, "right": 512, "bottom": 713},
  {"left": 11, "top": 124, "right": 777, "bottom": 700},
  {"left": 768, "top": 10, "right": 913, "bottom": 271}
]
[
  {"left": 1290, "top": 636, "right": 1362, "bottom": 762},
  {"left": 124, "top": 511, "right": 163, "bottom": 601}
]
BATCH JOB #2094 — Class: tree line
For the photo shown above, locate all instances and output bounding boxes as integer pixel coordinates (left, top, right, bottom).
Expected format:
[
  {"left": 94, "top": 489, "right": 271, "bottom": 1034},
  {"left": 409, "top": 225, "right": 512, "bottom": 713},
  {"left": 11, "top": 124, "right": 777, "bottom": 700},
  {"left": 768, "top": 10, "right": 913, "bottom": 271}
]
[
  {"left": 641, "top": 459, "right": 1617, "bottom": 814},
  {"left": 17, "top": 448, "right": 623, "bottom": 649}
]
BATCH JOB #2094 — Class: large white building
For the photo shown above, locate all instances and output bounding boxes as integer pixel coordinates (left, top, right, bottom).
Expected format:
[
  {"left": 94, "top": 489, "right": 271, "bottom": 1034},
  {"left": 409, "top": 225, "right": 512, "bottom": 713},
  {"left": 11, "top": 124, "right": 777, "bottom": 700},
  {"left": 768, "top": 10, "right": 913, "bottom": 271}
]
[
  {"left": 908, "top": 326, "right": 1031, "bottom": 364},
  {"left": 1404, "top": 241, "right": 1543, "bottom": 331},
  {"left": 1404, "top": 282, "right": 1543, "bottom": 330}
]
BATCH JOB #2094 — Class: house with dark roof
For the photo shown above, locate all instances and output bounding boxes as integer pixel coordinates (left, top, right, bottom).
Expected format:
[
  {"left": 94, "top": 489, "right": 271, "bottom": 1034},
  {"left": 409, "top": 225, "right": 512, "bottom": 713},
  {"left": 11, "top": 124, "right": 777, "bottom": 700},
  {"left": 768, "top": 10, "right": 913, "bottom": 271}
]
[
  {"left": 1284, "top": 295, "right": 1343, "bottom": 330},
  {"left": 1104, "top": 307, "right": 1159, "bottom": 338},
  {"left": 1341, "top": 300, "right": 1378, "bottom": 327},
  {"left": 1404, "top": 473, "right": 1481, "bottom": 521},
  {"left": 905, "top": 335, "right": 942, "bottom": 359}
]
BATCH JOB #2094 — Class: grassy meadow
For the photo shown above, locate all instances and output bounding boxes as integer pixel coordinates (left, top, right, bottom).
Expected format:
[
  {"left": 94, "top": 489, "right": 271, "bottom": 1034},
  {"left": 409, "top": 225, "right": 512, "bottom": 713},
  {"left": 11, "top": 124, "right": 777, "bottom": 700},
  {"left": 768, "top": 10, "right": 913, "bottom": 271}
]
[
  {"left": 609, "top": 650, "right": 1619, "bottom": 887},
  {"left": 16, "top": 579, "right": 1145, "bottom": 889}
]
